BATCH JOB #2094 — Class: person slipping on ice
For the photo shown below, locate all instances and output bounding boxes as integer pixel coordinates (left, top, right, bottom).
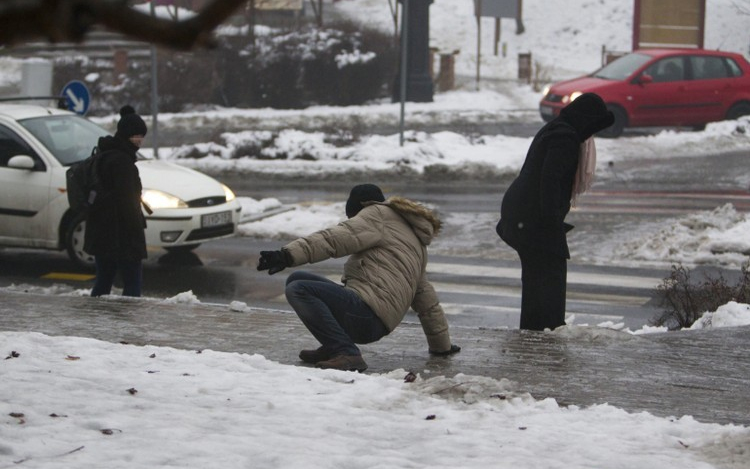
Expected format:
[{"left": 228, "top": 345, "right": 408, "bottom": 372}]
[{"left": 257, "top": 183, "right": 461, "bottom": 372}]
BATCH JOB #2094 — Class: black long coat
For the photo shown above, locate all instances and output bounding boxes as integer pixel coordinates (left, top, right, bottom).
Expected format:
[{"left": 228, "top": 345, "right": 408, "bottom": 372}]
[
  {"left": 83, "top": 135, "right": 147, "bottom": 260},
  {"left": 497, "top": 93, "right": 614, "bottom": 259},
  {"left": 497, "top": 121, "right": 579, "bottom": 259}
]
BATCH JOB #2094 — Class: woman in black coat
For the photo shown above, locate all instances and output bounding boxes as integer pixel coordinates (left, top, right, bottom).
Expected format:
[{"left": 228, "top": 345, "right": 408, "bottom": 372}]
[
  {"left": 85, "top": 106, "right": 148, "bottom": 297},
  {"left": 496, "top": 93, "right": 614, "bottom": 330}
]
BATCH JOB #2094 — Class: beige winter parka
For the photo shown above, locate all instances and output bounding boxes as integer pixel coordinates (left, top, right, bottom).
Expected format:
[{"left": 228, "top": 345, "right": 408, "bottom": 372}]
[{"left": 282, "top": 196, "right": 452, "bottom": 352}]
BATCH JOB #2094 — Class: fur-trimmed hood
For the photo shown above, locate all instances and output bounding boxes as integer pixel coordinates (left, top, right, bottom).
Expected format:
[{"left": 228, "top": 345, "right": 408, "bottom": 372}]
[{"left": 370, "top": 196, "right": 441, "bottom": 246}]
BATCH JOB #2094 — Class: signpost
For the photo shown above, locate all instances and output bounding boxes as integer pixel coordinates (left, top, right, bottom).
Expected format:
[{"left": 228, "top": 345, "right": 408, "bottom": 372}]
[
  {"left": 399, "top": 0, "right": 409, "bottom": 147},
  {"left": 60, "top": 80, "right": 90, "bottom": 115},
  {"left": 150, "top": 1, "right": 161, "bottom": 159},
  {"left": 474, "top": 0, "right": 524, "bottom": 89}
]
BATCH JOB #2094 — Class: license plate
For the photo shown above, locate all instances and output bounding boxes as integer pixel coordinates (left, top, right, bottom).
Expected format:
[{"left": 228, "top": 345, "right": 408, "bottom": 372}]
[
  {"left": 201, "top": 211, "right": 231, "bottom": 227},
  {"left": 540, "top": 105, "right": 554, "bottom": 116}
]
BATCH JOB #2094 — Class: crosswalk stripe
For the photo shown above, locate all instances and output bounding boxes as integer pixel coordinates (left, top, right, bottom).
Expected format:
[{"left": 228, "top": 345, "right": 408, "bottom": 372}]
[
  {"left": 427, "top": 262, "right": 661, "bottom": 290},
  {"left": 574, "top": 190, "right": 750, "bottom": 214},
  {"left": 432, "top": 281, "right": 648, "bottom": 306}
]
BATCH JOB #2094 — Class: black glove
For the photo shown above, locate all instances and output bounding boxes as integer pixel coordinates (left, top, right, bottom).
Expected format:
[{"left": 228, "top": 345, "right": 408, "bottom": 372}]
[
  {"left": 429, "top": 344, "right": 461, "bottom": 356},
  {"left": 257, "top": 250, "right": 289, "bottom": 275}
]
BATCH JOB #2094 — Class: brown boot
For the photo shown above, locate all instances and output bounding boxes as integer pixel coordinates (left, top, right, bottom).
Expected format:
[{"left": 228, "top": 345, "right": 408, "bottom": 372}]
[
  {"left": 315, "top": 354, "right": 368, "bottom": 372},
  {"left": 299, "top": 347, "right": 332, "bottom": 364}
]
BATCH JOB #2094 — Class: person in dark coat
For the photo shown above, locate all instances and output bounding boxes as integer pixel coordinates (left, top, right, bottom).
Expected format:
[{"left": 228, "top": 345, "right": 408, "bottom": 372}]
[
  {"left": 85, "top": 105, "right": 148, "bottom": 297},
  {"left": 496, "top": 93, "right": 614, "bottom": 331}
]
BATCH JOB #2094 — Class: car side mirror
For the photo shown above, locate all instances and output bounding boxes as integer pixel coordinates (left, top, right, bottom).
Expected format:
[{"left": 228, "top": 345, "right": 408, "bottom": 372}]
[
  {"left": 636, "top": 74, "right": 654, "bottom": 85},
  {"left": 7, "top": 155, "right": 35, "bottom": 170}
]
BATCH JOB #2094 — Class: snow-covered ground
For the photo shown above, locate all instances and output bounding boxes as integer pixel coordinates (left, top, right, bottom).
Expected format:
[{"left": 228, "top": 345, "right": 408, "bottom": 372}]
[
  {"left": 2, "top": 2, "right": 750, "bottom": 466},
  {"left": 1, "top": 304, "right": 749, "bottom": 469}
]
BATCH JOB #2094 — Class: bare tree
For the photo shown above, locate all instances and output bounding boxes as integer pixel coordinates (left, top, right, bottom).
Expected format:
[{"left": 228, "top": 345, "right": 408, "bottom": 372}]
[
  {"left": 0, "top": 0, "right": 247, "bottom": 50},
  {"left": 308, "top": 0, "right": 323, "bottom": 27}
]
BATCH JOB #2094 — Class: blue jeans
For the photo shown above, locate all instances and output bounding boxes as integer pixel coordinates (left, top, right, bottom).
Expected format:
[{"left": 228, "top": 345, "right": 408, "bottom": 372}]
[
  {"left": 91, "top": 257, "right": 143, "bottom": 297},
  {"left": 285, "top": 271, "right": 388, "bottom": 356}
]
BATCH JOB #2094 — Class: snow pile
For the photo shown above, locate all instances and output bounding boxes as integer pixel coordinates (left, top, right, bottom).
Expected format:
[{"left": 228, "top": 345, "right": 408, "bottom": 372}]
[
  {"left": 228, "top": 300, "right": 253, "bottom": 313},
  {"left": 237, "top": 196, "right": 284, "bottom": 223},
  {"left": 161, "top": 116, "right": 750, "bottom": 180},
  {"left": 690, "top": 301, "right": 750, "bottom": 330},
  {"left": 552, "top": 323, "right": 641, "bottom": 342},
  {"left": 162, "top": 290, "right": 201, "bottom": 304},
  {"left": 238, "top": 201, "right": 345, "bottom": 239},
  {"left": 610, "top": 204, "right": 750, "bottom": 267},
  {"left": 1, "top": 331, "right": 748, "bottom": 469}
]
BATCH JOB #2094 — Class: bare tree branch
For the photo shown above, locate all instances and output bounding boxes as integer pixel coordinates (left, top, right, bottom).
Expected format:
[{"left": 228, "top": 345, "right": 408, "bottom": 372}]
[
  {"left": 308, "top": 0, "right": 323, "bottom": 27},
  {"left": 0, "top": 0, "right": 248, "bottom": 50}
]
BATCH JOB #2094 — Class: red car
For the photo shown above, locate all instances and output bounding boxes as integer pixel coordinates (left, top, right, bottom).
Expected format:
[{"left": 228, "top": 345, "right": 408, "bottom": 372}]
[{"left": 539, "top": 48, "right": 750, "bottom": 137}]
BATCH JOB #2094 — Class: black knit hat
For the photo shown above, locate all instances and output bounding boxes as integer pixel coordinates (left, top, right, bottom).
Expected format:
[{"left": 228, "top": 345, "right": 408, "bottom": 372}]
[
  {"left": 115, "top": 105, "right": 147, "bottom": 139},
  {"left": 346, "top": 184, "right": 385, "bottom": 218}
]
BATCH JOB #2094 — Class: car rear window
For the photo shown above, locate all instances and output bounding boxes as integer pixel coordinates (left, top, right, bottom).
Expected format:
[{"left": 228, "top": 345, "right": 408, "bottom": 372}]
[
  {"left": 725, "top": 59, "right": 743, "bottom": 77},
  {"left": 690, "top": 55, "right": 731, "bottom": 80},
  {"left": 592, "top": 53, "right": 652, "bottom": 80}
]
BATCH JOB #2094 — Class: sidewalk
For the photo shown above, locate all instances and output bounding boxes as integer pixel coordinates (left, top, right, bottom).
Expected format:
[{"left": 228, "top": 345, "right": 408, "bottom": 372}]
[{"left": 1, "top": 289, "right": 748, "bottom": 426}]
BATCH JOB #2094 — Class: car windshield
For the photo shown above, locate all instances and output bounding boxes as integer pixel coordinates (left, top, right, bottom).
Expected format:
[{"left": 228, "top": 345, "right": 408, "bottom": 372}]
[
  {"left": 591, "top": 53, "right": 652, "bottom": 80},
  {"left": 18, "top": 114, "right": 109, "bottom": 166}
]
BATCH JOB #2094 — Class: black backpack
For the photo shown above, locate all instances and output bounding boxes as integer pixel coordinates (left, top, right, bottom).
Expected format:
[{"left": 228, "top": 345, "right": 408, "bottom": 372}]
[{"left": 66, "top": 148, "right": 107, "bottom": 214}]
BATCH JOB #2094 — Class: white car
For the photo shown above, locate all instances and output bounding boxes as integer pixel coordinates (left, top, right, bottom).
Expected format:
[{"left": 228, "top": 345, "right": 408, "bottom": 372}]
[{"left": 0, "top": 103, "right": 242, "bottom": 268}]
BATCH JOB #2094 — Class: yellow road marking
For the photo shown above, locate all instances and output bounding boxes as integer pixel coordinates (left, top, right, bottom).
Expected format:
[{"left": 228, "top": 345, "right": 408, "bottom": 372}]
[{"left": 41, "top": 272, "right": 95, "bottom": 281}]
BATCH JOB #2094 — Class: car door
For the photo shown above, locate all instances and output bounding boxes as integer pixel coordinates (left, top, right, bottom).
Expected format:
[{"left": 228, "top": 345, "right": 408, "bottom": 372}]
[
  {"left": 684, "top": 54, "right": 736, "bottom": 123},
  {"left": 0, "top": 123, "right": 55, "bottom": 246},
  {"left": 629, "top": 55, "right": 692, "bottom": 126}
]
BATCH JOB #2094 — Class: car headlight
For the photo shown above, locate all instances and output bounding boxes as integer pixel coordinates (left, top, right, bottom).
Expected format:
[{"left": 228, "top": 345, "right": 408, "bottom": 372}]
[
  {"left": 141, "top": 189, "right": 188, "bottom": 209},
  {"left": 568, "top": 91, "right": 583, "bottom": 103},
  {"left": 542, "top": 85, "right": 550, "bottom": 97},
  {"left": 222, "top": 184, "right": 236, "bottom": 202}
]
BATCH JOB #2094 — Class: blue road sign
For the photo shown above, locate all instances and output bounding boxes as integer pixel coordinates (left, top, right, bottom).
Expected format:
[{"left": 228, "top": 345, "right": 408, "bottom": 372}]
[{"left": 61, "top": 80, "right": 90, "bottom": 115}]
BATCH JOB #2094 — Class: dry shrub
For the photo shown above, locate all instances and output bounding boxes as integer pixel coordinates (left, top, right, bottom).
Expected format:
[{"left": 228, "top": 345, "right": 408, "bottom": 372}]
[{"left": 653, "top": 262, "right": 750, "bottom": 329}]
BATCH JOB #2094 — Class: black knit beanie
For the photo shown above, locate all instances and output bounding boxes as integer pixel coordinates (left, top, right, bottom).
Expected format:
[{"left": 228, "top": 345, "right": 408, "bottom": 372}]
[
  {"left": 345, "top": 184, "right": 385, "bottom": 218},
  {"left": 115, "top": 105, "right": 147, "bottom": 139}
]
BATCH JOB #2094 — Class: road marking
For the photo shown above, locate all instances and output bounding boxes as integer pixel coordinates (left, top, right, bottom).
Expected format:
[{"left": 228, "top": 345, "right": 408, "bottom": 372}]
[
  {"left": 427, "top": 263, "right": 661, "bottom": 290},
  {"left": 575, "top": 190, "right": 750, "bottom": 214},
  {"left": 41, "top": 272, "right": 95, "bottom": 281},
  {"left": 432, "top": 281, "right": 649, "bottom": 306},
  {"left": 586, "top": 190, "right": 750, "bottom": 199}
]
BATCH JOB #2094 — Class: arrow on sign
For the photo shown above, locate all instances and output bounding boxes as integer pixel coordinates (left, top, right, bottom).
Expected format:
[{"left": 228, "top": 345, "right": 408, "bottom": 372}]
[{"left": 65, "top": 88, "right": 85, "bottom": 113}]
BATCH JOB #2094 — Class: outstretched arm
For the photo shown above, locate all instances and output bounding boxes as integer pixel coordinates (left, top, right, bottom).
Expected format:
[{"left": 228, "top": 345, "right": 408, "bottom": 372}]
[{"left": 411, "top": 275, "right": 460, "bottom": 355}]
